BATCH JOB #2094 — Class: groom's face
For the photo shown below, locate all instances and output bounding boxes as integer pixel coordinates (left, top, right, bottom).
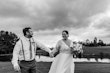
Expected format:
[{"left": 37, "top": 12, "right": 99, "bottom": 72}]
[{"left": 26, "top": 29, "right": 33, "bottom": 38}]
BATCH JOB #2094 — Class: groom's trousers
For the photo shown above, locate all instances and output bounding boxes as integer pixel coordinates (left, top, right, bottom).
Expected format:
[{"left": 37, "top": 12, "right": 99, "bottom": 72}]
[{"left": 19, "top": 59, "right": 37, "bottom": 73}]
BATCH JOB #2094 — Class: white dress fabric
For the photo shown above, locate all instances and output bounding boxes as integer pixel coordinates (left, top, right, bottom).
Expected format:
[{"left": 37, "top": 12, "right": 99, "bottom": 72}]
[{"left": 49, "top": 40, "right": 75, "bottom": 73}]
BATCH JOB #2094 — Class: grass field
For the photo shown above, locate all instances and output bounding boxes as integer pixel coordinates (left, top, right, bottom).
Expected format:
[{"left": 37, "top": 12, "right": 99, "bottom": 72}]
[
  {"left": 83, "top": 46, "right": 110, "bottom": 54},
  {"left": 0, "top": 62, "right": 110, "bottom": 73}
]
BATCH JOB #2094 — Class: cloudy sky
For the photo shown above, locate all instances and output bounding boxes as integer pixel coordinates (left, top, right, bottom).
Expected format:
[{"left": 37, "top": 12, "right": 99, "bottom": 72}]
[{"left": 0, "top": 0, "right": 110, "bottom": 47}]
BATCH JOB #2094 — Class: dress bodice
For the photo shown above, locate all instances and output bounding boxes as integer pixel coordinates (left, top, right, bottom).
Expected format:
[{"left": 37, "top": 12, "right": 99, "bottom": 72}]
[{"left": 57, "top": 40, "right": 73, "bottom": 54}]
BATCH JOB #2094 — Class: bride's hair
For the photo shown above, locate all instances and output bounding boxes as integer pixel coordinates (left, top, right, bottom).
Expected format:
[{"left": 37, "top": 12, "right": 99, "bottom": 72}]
[{"left": 62, "top": 30, "right": 69, "bottom": 34}]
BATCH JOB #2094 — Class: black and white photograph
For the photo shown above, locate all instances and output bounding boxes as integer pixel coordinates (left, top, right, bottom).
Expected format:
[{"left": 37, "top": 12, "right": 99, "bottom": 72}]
[{"left": 0, "top": 0, "right": 110, "bottom": 73}]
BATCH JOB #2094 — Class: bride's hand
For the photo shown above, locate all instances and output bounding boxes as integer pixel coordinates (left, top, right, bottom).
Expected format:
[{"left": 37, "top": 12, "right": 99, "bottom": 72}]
[
  {"left": 70, "top": 47, "right": 75, "bottom": 54},
  {"left": 70, "top": 45, "right": 78, "bottom": 54}
]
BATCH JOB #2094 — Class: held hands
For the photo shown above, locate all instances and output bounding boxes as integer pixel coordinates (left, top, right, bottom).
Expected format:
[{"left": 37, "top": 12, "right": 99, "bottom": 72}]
[{"left": 49, "top": 52, "right": 54, "bottom": 58}]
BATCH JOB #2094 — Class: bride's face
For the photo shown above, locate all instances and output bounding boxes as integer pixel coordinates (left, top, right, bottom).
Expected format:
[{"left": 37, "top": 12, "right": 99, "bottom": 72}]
[{"left": 62, "top": 32, "right": 69, "bottom": 40}]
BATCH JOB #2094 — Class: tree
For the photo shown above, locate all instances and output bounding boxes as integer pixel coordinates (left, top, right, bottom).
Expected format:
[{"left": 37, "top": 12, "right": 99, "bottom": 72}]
[
  {"left": 84, "top": 39, "right": 90, "bottom": 46},
  {"left": 93, "top": 37, "right": 98, "bottom": 46},
  {"left": 98, "top": 39, "right": 106, "bottom": 46},
  {"left": 0, "top": 30, "right": 19, "bottom": 54}
]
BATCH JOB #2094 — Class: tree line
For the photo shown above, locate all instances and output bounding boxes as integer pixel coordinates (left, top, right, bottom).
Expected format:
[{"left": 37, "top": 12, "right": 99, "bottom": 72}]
[{"left": 82, "top": 37, "right": 110, "bottom": 47}]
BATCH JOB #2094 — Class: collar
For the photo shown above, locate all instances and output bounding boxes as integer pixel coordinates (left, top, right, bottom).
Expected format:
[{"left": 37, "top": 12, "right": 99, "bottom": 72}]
[{"left": 22, "top": 36, "right": 35, "bottom": 43}]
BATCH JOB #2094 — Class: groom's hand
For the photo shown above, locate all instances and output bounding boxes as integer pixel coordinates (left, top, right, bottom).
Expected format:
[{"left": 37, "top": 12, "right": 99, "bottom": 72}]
[{"left": 13, "top": 64, "right": 20, "bottom": 72}]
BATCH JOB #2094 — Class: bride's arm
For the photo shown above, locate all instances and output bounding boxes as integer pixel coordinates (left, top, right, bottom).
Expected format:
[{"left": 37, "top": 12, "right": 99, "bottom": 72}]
[{"left": 51, "top": 41, "right": 60, "bottom": 56}]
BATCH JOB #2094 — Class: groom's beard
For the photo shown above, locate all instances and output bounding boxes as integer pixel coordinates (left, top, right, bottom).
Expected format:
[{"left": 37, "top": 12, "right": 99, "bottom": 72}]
[{"left": 28, "top": 35, "right": 33, "bottom": 38}]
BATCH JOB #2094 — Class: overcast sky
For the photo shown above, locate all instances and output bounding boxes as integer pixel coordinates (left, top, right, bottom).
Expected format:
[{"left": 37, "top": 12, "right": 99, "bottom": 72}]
[{"left": 0, "top": 0, "right": 110, "bottom": 47}]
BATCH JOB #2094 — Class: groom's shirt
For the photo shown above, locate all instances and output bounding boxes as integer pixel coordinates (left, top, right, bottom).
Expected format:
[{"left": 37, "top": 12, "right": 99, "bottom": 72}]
[{"left": 11, "top": 36, "right": 51, "bottom": 67}]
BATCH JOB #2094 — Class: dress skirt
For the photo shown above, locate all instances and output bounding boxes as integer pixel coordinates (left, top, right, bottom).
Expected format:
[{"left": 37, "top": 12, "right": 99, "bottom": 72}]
[{"left": 49, "top": 53, "right": 75, "bottom": 73}]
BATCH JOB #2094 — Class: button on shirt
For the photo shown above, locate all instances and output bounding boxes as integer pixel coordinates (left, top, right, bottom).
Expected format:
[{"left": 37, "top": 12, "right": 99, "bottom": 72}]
[{"left": 11, "top": 36, "right": 51, "bottom": 67}]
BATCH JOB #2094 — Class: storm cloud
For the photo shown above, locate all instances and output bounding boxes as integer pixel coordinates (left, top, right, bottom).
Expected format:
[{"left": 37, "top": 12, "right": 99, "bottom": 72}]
[{"left": 0, "top": 0, "right": 110, "bottom": 46}]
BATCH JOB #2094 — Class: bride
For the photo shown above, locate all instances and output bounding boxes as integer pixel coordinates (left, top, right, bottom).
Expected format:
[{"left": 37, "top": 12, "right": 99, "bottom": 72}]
[{"left": 49, "top": 30, "right": 77, "bottom": 73}]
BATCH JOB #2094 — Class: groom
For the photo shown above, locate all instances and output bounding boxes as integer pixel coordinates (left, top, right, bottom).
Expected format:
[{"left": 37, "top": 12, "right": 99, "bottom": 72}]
[{"left": 11, "top": 27, "right": 52, "bottom": 73}]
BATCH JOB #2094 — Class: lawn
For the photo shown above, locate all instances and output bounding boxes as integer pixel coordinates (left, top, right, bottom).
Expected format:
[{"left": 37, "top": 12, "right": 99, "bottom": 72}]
[
  {"left": 0, "top": 62, "right": 110, "bottom": 73},
  {"left": 83, "top": 46, "right": 110, "bottom": 54}
]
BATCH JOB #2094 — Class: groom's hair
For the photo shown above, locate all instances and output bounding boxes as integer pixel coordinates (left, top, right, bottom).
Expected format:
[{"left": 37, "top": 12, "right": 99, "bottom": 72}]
[
  {"left": 62, "top": 30, "right": 69, "bottom": 34},
  {"left": 23, "top": 27, "right": 31, "bottom": 36}
]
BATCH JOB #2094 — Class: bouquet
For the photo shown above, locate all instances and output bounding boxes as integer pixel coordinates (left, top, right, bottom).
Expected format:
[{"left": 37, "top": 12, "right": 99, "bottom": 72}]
[{"left": 71, "top": 43, "right": 83, "bottom": 55}]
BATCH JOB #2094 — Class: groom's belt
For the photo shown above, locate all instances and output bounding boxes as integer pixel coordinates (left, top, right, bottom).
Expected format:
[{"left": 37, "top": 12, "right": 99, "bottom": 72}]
[{"left": 20, "top": 59, "right": 35, "bottom": 62}]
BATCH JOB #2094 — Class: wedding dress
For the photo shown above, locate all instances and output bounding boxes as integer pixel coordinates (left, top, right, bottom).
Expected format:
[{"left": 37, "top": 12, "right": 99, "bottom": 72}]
[{"left": 49, "top": 40, "right": 75, "bottom": 73}]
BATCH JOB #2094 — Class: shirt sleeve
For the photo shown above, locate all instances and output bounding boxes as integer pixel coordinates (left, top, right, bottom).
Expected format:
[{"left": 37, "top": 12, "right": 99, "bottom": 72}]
[
  {"left": 11, "top": 40, "right": 21, "bottom": 67},
  {"left": 35, "top": 41, "right": 51, "bottom": 53}
]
